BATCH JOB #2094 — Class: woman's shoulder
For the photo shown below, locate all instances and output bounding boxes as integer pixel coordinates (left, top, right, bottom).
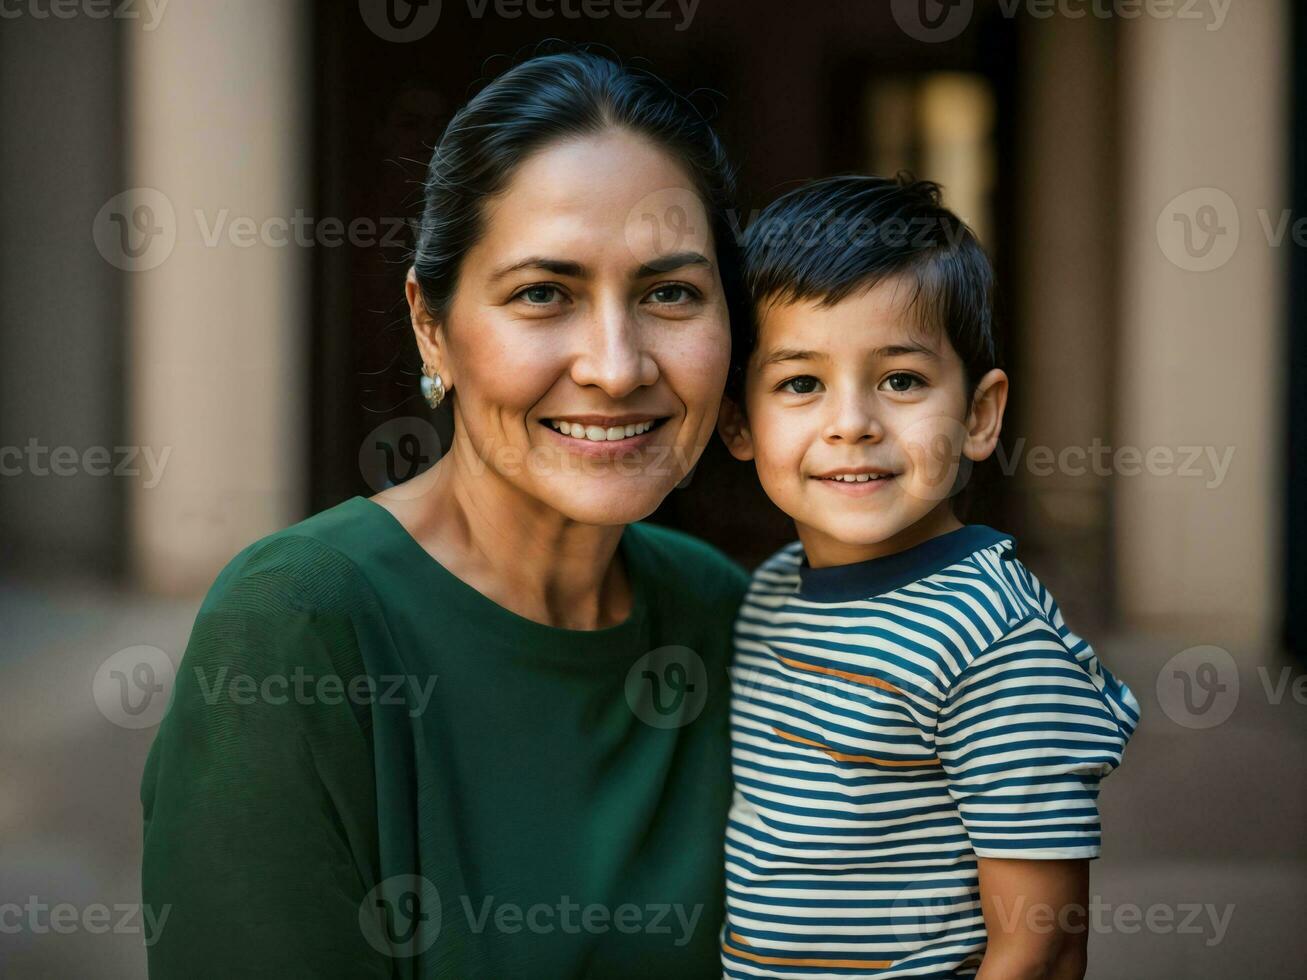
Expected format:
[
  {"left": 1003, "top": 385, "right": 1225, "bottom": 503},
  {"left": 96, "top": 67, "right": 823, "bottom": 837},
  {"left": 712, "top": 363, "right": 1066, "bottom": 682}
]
[
  {"left": 198, "top": 497, "right": 382, "bottom": 624},
  {"left": 163, "top": 502, "right": 386, "bottom": 737}
]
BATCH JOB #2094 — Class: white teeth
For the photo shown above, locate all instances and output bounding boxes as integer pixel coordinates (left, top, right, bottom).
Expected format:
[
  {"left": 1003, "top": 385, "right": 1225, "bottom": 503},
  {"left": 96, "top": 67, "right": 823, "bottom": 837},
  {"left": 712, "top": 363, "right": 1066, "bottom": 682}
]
[
  {"left": 825, "top": 473, "right": 889, "bottom": 482},
  {"left": 548, "top": 419, "right": 658, "bottom": 441}
]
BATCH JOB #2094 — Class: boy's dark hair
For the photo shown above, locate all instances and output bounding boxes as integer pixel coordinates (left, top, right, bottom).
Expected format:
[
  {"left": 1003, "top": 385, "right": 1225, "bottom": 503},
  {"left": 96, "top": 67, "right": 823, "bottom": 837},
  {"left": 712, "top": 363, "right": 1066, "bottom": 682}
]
[{"left": 732, "top": 173, "right": 997, "bottom": 401}]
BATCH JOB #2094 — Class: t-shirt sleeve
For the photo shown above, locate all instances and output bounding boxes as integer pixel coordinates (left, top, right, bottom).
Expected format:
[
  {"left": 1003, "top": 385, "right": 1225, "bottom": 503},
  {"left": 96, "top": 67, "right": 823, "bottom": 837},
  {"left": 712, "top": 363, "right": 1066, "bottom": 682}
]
[
  {"left": 140, "top": 541, "right": 392, "bottom": 978},
  {"left": 934, "top": 616, "right": 1136, "bottom": 860}
]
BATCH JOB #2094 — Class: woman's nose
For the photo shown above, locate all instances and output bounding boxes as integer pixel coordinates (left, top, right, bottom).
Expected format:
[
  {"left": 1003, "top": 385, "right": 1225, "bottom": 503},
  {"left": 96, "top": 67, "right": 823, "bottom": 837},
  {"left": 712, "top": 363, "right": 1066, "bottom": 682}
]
[{"left": 569, "top": 301, "right": 658, "bottom": 398}]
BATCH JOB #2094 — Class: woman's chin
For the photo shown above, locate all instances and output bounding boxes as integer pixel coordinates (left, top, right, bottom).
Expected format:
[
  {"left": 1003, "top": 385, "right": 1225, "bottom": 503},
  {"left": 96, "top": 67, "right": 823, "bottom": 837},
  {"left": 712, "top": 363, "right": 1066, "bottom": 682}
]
[{"left": 539, "top": 479, "right": 676, "bottom": 528}]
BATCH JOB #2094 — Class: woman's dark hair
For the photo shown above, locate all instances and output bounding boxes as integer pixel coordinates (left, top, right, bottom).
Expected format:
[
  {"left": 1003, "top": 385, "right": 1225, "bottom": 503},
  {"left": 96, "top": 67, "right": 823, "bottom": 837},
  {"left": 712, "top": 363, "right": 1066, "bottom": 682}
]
[{"left": 411, "top": 48, "right": 745, "bottom": 337}]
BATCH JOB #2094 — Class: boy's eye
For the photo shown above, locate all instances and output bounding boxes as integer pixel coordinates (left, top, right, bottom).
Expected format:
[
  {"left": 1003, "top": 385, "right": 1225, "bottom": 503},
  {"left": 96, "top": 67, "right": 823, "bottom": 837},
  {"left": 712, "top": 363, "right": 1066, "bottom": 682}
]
[
  {"left": 880, "top": 372, "right": 924, "bottom": 393},
  {"left": 515, "top": 284, "right": 564, "bottom": 305},
  {"left": 779, "top": 375, "right": 822, "bottom": 395}
]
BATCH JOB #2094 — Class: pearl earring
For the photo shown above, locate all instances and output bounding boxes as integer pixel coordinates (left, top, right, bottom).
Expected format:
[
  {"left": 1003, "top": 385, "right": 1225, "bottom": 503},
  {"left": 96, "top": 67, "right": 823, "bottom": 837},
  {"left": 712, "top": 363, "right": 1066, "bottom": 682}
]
[{"left": 420, "top": 367, "right": 446, "bottom": 409}]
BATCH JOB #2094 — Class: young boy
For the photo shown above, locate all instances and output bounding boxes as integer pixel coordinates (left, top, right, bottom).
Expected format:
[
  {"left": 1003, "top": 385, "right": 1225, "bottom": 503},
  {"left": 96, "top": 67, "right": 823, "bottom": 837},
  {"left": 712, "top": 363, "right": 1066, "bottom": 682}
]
[{"left": 717, "top": 175, "right": 1139, "bottom": 979}]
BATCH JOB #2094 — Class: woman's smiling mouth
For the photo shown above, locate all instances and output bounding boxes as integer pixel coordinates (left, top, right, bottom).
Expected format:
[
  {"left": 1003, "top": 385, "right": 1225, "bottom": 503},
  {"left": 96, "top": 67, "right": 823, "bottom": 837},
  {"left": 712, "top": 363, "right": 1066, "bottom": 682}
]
[{"left": 539, "top": 415, "right": 672, "bottom": 453}]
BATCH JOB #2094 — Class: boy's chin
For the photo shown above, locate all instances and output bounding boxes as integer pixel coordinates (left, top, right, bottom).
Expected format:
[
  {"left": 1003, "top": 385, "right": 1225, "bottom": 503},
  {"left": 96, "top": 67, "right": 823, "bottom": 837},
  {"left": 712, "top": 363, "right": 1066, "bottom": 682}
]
[
  {"left": 805, "top": 513, "right": 913, "bottom": 550},
  {"left": 802, "top": 500, "right": 952, "bottom": 553}
]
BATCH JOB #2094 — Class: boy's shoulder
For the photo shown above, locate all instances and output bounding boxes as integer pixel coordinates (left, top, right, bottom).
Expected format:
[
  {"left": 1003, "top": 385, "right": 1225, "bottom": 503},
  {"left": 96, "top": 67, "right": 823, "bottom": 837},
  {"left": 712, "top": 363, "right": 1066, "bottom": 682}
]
[
  {"left": 740, "top": 530, "right": 1059, "bottom": 646},
  {"left": 745, "top": 540, "right": 807, "bottom": 593}
]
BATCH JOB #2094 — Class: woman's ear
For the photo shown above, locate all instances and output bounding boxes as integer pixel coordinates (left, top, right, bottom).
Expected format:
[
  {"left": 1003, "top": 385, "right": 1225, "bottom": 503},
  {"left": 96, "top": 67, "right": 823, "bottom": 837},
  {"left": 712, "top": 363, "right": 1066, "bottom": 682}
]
[
  {"left": 407, "top": 268, "right": 450, "bottom": 387},
  {"left": 963, "top": 368, "right": 1009, "bottom": 462},
  {"left": 717, "top": 394, "right": 755, "bottom": 461}
]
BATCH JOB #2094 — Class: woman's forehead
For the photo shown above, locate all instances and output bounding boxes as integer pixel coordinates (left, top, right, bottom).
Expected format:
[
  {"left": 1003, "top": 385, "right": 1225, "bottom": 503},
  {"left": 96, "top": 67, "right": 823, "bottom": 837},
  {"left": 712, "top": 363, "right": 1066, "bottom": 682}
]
[{"left": 474, "top": 130, "right": 713, "bottom": 260}]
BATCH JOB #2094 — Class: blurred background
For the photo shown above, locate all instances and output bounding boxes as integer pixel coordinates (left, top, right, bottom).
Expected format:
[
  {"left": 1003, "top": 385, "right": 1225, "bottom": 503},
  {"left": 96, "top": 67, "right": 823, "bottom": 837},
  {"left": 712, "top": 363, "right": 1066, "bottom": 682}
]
[{"left": 2, "top": 0, "right": 1304, "bottom": 976}]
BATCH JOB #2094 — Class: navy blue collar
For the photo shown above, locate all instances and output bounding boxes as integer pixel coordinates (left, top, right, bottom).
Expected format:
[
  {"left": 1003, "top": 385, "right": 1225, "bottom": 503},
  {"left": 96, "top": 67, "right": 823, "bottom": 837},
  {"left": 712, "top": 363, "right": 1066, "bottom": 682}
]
[{"left": 796, "top": 525, "right": 1014, "bottom": 602}]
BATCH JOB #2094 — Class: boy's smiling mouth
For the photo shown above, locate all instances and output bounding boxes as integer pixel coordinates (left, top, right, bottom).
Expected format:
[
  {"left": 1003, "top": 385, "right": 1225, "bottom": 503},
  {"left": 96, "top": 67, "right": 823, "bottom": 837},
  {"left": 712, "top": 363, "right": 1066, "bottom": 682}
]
[
  {"left": 810, "top": 466, "right": 899, "bottom": 492},
  {"left": 812, "top": 466, "right": 896, "bottom": 482}
]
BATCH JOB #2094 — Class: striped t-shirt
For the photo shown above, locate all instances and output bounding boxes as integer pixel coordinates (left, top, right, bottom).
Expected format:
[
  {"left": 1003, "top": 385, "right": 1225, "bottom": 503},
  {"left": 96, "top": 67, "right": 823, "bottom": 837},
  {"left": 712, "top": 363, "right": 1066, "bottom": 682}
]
[{"left": 722, "top": 525, "right": 1139, "bottom": 978}]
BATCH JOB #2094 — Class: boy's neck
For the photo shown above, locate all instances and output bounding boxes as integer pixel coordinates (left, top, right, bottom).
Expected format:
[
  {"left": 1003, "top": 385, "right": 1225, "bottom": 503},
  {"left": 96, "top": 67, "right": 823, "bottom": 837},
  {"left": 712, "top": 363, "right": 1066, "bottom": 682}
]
[{"left": 797, "top": 504, "right": 965, "bottom": 569}]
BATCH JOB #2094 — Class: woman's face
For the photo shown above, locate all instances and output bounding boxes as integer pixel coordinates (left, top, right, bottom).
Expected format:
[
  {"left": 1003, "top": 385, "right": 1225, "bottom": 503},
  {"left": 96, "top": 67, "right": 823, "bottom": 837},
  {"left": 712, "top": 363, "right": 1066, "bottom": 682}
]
[{"left": 413, "top": 128, "right": 731, "bottom": 526}]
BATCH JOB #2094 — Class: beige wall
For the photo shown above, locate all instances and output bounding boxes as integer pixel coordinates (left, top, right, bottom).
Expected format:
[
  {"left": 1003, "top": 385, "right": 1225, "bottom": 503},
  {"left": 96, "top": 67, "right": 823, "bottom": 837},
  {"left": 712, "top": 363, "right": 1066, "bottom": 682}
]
[
  {"left": 1115, "top": 2, "right": 1286, "bottom": 643},
  {"left": 126, "top": 0, "right": 310, "bottom": 594}
]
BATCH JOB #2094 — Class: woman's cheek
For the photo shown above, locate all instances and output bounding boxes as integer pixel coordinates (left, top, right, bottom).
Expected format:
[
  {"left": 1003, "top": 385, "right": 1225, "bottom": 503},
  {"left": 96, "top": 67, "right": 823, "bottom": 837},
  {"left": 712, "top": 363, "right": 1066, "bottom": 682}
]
[
  {"left": 462, "top": 319, "right": 564, "bottom": 412},
  {"left": 661, "top": 324, "right": 731, "bottom": 418}
]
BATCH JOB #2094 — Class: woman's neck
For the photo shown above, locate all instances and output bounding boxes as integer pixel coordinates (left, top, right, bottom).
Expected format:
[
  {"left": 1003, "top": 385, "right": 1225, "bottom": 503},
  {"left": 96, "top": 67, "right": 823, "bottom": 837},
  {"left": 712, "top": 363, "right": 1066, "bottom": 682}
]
[{"left": 373, "top": 440, "right": 632, "bottom": 630}]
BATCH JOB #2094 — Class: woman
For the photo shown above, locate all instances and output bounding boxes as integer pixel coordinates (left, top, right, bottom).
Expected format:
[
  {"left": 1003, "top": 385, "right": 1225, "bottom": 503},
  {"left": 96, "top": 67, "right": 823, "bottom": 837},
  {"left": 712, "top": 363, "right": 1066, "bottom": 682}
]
[{"left": 140, "top": 51, "right": 749, "bottom": 979}]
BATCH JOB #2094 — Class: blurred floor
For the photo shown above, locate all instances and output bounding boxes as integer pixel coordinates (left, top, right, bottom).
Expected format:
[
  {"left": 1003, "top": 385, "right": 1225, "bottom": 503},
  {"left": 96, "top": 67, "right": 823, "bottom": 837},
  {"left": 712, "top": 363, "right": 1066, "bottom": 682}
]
[
  {"left": 1087, "top": 633, "right": 1307, "bottom": 978},
  {"left": 2, "top": 583, "right": 1304, "bottom": 978},
  {"left": 1, "top": 581, "right": 197, "bottom": 979}
]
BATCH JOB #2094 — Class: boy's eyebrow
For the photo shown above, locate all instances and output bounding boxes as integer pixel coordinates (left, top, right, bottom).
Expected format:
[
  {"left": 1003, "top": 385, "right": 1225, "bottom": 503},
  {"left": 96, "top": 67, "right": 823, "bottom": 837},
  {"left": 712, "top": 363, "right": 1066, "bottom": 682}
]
[
  {"left": 756, "top": 347, "right": 829, "bottom": 368},
  {"left": 875, "top": 343, "right": 940, "bottom": 359},
  {"left": 755, "top": 342, "right": 938, "bottom": 368}
]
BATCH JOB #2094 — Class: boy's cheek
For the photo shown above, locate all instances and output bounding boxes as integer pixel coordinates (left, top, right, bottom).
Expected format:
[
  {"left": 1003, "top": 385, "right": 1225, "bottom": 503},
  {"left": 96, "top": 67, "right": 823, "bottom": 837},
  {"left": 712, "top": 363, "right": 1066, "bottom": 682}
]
[
  {"left": 897, "top": 416, "right": 971, "bottom": 503},
  {"left": 753, "top": 447, "right": 811, "bottom": 512}
]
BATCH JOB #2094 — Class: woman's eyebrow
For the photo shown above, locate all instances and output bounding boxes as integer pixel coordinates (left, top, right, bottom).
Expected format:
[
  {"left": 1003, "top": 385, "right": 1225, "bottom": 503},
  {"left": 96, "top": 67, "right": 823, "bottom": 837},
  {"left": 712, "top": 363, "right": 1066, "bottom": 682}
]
[
  {"left": 489, "top": 257, "right": 589, "bottom": 280},
  {"left": 634, "top": 251, "right": 712, "bottom": 277}
]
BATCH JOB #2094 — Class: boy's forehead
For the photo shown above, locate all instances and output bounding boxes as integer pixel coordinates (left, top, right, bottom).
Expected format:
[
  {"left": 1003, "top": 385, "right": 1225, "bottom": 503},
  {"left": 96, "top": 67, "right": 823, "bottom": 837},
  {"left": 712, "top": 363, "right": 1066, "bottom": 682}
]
[{"left": 753, "top": 281, "right": 943, "bottom": 360}]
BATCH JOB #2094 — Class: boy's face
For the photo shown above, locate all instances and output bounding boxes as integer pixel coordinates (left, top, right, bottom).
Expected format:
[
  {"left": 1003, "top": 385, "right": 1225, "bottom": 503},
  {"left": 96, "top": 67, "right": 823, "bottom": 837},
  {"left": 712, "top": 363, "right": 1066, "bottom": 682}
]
[{"left": 720, "top": 275, "right": 1006, "bottom": 566}]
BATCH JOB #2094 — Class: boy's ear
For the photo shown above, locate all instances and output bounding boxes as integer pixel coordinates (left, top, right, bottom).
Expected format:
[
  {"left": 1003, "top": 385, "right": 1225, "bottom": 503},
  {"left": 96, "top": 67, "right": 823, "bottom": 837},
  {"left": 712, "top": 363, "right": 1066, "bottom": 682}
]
[
  {"left": 963, "top": 368, "right": 1008, "bottom": 462},
  {"left": 717, "top": 395, "right": 755, "bottom": 461}
]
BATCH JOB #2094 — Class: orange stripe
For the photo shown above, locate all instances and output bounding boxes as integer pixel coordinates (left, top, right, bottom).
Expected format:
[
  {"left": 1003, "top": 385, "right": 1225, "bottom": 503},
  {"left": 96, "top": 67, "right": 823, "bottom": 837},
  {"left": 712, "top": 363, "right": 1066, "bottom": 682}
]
[
  {"left": 724, "top": 932, "right": 892, "bottom": 970},
  {"left": 772, "top": 726, "right": 940, "bottom": 768},
  {"left": 778, "top": 655, "right": 903, "bottom": 695}
]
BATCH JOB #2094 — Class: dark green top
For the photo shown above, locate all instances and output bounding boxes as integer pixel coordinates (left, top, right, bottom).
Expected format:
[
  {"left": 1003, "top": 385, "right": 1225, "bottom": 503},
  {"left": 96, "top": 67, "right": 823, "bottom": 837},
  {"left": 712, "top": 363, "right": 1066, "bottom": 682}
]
[{"left": 140, "top": 495, "right": 748, "bottom": 979}]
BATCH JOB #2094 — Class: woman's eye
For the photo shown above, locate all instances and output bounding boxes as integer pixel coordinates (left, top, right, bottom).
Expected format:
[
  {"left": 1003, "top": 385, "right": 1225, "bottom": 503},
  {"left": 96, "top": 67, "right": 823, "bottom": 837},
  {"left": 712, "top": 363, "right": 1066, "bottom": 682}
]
[
  {"left": 779, "top": 375, "right": 822, "bottom": 395},
  {"left": 881, "top": 372, "right": 923, "bottom": 393},
  {"left": 645, "top": 283, "right": 698, "bottom": 305},
  {"left": 516, "top": 284, "right": 563, "bottom": 305}
]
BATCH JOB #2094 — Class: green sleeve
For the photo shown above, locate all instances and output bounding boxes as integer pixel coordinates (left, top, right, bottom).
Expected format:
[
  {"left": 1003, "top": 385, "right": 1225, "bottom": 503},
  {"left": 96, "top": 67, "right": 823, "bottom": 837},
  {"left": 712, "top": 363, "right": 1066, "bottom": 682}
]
[{"left": 140, "top": 539, "right": 391, "bottom": 979}]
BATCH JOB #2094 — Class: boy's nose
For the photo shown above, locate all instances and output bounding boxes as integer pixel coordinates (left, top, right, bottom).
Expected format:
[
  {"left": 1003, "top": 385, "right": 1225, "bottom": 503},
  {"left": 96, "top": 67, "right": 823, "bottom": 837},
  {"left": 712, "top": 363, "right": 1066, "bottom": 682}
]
[{"left": 823, "top": 396, "right": 883, "bottom": 444}]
